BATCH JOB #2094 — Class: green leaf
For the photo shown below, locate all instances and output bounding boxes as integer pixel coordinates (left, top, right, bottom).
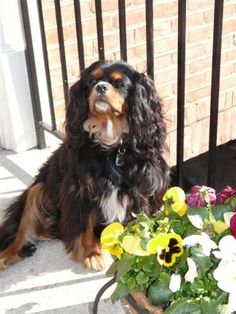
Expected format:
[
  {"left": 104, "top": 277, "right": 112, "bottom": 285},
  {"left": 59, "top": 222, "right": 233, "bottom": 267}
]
[
  {"left": 187, "top": 207, "right": 209, "bottom": 219},
  {"left": 164, "top": 299, "right": 201, "bottom": 314},
  {"left": 127, "top": 277, "right": 136, "bottom": 290},
  {"left": 111, "top": 282, "right": 130, "bottom": 302},
  {"left": 136, "top": 271, "right": 149, "bottom": 285},
  {"left": 223, "top": 211, "right": 235, "bottom": 225},
  {"left": 106, "top": 261, "right": 117, "bottom": 277},
  {"left": 116, "top": 257, "right": 133, "bottom": 280},
  {"left": 187, "top": 207, "right": 208, "bottom": 229},
  {"left": 211, "top": 204, "right": 233, "bottom": 220},
  {"left": 147, "top": 278, "right": 173, "bottom": 306},
  {"left": 140, "top": 256, "right": 154, "bottom": 272},
  {"left": 225, "top": 195, "right": 236, "bottom": 210},
  {"left": 191, "top": 247, "right": 213, "bottom": 275}
]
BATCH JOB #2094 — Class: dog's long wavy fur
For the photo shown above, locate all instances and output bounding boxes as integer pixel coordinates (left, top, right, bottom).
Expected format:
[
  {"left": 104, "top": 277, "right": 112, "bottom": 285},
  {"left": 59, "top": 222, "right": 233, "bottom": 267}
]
[{"left": 0, "top": 60, "right": 170, "bottom": 271}]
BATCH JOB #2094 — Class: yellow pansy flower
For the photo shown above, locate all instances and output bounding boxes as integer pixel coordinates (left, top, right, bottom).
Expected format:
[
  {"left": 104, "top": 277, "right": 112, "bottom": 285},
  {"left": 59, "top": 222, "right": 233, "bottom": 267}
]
[
  {"left": 147, "top": 233, "right": 183, "bottom": 267},
  {"left": 163, "top": 187, "right": 187, "bottom": 217},
  {"left": 122, "top": 235, "right": 150, "bottom": 256},
  {"left": 101, "top": 222, "right": 124, "bottom": 259},
  {"left": 213, "top": 220, "right": 229, "bottom": 234}
]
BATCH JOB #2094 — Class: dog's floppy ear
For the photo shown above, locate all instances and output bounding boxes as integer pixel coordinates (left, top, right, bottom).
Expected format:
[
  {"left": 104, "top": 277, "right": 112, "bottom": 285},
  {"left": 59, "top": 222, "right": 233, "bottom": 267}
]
[
  {"left": 128, "top": 72, "right": 167, "bottom": 157},
  {"left": 65, "top": 78, "right": 88, "bottom": 146}
]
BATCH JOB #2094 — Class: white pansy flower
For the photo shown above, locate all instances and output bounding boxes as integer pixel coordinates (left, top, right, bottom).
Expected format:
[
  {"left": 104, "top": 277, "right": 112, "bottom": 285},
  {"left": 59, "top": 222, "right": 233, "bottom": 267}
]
[
  {"left": 169, "top": 273, "right": 181, "bottom": 293},
  {"left": 182, "top": 232, "right": 217, "bottom": 256},
  {"left": 184, "top": 257, "right": 198, "bottom": 283},
  {"left": 213, "top": 235, "right": 236, "bottom": 262},
  {"left": 213, "top": 259, "right": 236, "bottom": 313}
]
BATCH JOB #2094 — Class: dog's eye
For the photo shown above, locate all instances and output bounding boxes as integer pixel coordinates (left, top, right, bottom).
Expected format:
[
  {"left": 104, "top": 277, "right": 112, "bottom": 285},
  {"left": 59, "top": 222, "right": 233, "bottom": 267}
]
[
  {"left": 90, "top": 78, "right": 98, "bottom": 86},
  {"left": 114, "top": 80, "right": 124, "bottom": 88}
]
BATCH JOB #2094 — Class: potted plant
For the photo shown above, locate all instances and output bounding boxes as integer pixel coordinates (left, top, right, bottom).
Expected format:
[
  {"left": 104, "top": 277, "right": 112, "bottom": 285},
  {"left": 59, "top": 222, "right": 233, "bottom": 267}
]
[{"left": 100, "top": 185, "right": 236, "bottom": 314}]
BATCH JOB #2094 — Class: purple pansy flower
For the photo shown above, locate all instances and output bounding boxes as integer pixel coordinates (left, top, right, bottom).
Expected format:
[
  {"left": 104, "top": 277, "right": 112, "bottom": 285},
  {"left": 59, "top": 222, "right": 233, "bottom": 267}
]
[
  {"left": 186, "top": 185, "right": 216, "bottom": 207},
  {"left": 217, "top": 185, "right": 236, "bottom": 204},
  {"left": 230, "top": 214, "right": 236, "bottom": 239}
]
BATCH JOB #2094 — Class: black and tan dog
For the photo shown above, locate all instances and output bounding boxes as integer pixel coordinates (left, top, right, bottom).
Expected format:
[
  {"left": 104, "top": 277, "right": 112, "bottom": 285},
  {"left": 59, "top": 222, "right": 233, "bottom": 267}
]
[{"left": 0, "top": 60, "right": 169, "bottom": 271}]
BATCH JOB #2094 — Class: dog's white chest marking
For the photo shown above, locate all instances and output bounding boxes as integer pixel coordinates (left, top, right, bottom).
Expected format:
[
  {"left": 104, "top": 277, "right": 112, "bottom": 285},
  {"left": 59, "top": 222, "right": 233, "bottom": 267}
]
[{"left": 100, "top": 188, "right": 128, "bottom": 223}]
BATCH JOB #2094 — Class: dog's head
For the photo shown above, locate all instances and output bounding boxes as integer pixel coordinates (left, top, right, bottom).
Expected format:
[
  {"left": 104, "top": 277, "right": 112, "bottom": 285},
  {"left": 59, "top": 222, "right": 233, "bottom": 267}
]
[{"left": 66, "top": 60, "right": 166, "bottom": 157}]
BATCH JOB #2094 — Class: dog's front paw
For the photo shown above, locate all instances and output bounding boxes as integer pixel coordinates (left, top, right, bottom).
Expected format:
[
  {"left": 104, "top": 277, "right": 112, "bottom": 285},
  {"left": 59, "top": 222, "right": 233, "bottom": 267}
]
[
  {"left": 0, "top": 258, "right": 7, "bottom": 271},
  {"left": 19, "top": 243, "right": 37, "bottom": 258},
  {"left": 83, "top": 253, "right": 106, "bottom": 272}
]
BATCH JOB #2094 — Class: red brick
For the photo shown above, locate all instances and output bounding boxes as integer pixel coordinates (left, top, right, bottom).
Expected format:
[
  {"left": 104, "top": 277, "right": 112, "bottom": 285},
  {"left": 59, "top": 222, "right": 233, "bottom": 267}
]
[
  {"left": 91, "top": 0, "right": 118, "bottom": 13},
  {"left": 185, "top": 104, "right": 196, "bottom": 126},
  {"left": 203, "top": 10, "right": 214, "bottom": 24},
  {"left": 47, "top": 48, "right": 61, "bottom": 66},
  {"left": 103, "top": 32, "right": 120, "bottom": 52},
  {"left": 155, "top": 55, "right": 173, "bottom": 70},
  {"left": 221, "top": 48, "right": 236, "bottom": 63},
  {"left": 154, "top": 2, "right": 178, "bottom": 19},
  {"left": 183, "top": 125, "right": 191, "bottom": 160},
  {"left": 154, "top": 36, "right": 177, "bottom": 54},
  {"left": 42, "top": 0, "right": 54, "bottom": 7},
  {"left": 223, "top": 18, "right": 236, "bottom": 33},
  {"left": 230, "top": 106, "right": 236, "bottom": 139},
  {"left": 222, "top": 34, "right": 235, "bottom": 49},
  {"left": 186, "top": 45, "right": 204, "bottom": 61},
  {"left": 187, "top": 26, "right": 213, "bottom": 44},
  {"left": 45, "top": 28, "right": 58, "bottom": 46},
  {"left": 187, "top": 0, "right": 214, "bottom": 11},
  {"left": 127, "top": 44, "right": 146, "bottom": 63},
  {"left": 50, "top": 68, "right": 62, "bottom": 87},
  {"left": 191, "top": 121, "right": 202, "bottom": 157},
  {"left": 168, "top": 131, "right": 177, "bottom": 166},
  {"left": 52, "top": 85, "right": 64, "bottom": 102},
  {"left": 155, "top": 67, "right": 177, "bottom": 85},
  {"left": 195, "top": 101, "right": 206, "bottom": 121},
  {"left": 186, "top": 85, "right": 211, "bottom": 102},
  {"left": 156, "top": 84, "right": 173, "bottom": 99},
  {"left": 43, "top": 7, "right": 57, "bottom": 27},
  {"left": 165, "top": 109, "right": 177, "bottom": 132},
  {"left": 187, "top": 12, "right": 205, "bottom": 29},
  {"left": 185, "top": 73, "right": 208, "bottom": 91},
  {"left": 200, "top": 118, "right": 210, "bottom": 153},
  {"left": 154, "top": 20, "right": 172, "bottom": 37},
  {"left": 189, "top": 57, "right": 212, "bottom": 74},
  {"left": 217, "top": 109, "right": 232, "bottom": 145},
  {"left": 220, "top": 75, "right": 236, "bottom": 91},
  {"left": 125, "top": 9, "right": 145, "bottom": 26},
  {"left": 55, "top": 103, "right": 65, "bottom": 121},
  {"left": 221, "top": 63, "right": 236, "bottom": 77},
  {"left": 225, "top": 90, "right": 234, "bottom": 109}
]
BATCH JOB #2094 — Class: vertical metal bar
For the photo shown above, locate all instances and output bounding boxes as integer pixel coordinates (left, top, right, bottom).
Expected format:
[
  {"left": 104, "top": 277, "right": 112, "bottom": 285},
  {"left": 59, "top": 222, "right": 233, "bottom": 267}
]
[
  {"left": 20, "top": 0, "right": 46, "bottom": 149},
  {"left": 207, "top": 0, "right": 224, "bottom": 187},
  {"left": 176, "top": 0, "right": 186, "bottom": 188},
  {"left": 145, "top": 0, "right": 154, "bottom": 79},
  {"left": 74, "top": 0, "right": 85, "bottom": 71},
  {"left": 118, "top": 0, "right": 127, "bottom": 61},
  {"left": 54, "top": 0, "right": 69, "bottom": 104},
  {"left": 37, "top": 0, "right": 57, "bottom": 131},
  {"left": 94, "top": 0, "right": 105, "bottom": 60}
]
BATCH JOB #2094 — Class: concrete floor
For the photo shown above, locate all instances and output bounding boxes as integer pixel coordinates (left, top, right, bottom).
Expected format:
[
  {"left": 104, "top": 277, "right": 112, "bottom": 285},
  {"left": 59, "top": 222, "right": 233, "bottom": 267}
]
[{"left": 0, "top": 146, "right": 127, "bottom": 314}]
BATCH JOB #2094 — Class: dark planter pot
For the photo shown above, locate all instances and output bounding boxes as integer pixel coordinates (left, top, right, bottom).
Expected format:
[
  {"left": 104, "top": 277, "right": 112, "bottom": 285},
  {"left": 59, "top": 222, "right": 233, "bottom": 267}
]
[{"left": 92, "top": 278, "right": 164, "bottom": 314}]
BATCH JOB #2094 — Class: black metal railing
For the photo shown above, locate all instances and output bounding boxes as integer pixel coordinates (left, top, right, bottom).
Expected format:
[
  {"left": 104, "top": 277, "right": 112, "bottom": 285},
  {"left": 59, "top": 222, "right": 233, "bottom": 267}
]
[{"left": 20, "top": 0, "right": 225, "bottom": 189}]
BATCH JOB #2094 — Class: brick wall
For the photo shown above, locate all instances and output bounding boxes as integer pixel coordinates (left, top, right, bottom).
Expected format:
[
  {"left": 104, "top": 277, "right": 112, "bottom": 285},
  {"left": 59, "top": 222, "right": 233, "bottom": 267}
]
[{"left": 41, "top": 0, "right": 236, "bottom": 166}]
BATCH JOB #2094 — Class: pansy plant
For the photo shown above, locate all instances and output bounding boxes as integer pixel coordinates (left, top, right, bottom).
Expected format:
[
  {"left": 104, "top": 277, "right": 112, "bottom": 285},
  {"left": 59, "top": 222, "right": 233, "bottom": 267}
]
[{"left": 101, "top": 185, "right": 236, "bottom": 313}]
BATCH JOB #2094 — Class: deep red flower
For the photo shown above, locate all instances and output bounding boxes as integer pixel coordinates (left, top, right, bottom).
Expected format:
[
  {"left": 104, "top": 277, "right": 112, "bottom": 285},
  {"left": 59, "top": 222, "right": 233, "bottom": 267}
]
[
  {"left": 217, "top": 185, "right": 236, "bottom": 204},
  {"left": 186, "top": 185, "right": 216, "bottom": 207},
  {"left": 230, "top": 214, "right": 236, "bottom": 238}
]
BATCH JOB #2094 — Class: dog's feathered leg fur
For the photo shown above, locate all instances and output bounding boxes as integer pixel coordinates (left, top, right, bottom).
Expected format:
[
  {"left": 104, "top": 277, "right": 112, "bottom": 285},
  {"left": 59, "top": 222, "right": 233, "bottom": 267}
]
[{"left": 0, "top": 183, "right": 45, "bottom": 269}]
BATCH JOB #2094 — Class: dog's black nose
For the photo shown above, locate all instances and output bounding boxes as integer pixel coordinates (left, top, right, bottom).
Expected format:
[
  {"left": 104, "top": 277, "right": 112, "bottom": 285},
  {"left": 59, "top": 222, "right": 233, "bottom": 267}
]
[{"left": 96, "top": 84, "right": 107, "bottom": 94}]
